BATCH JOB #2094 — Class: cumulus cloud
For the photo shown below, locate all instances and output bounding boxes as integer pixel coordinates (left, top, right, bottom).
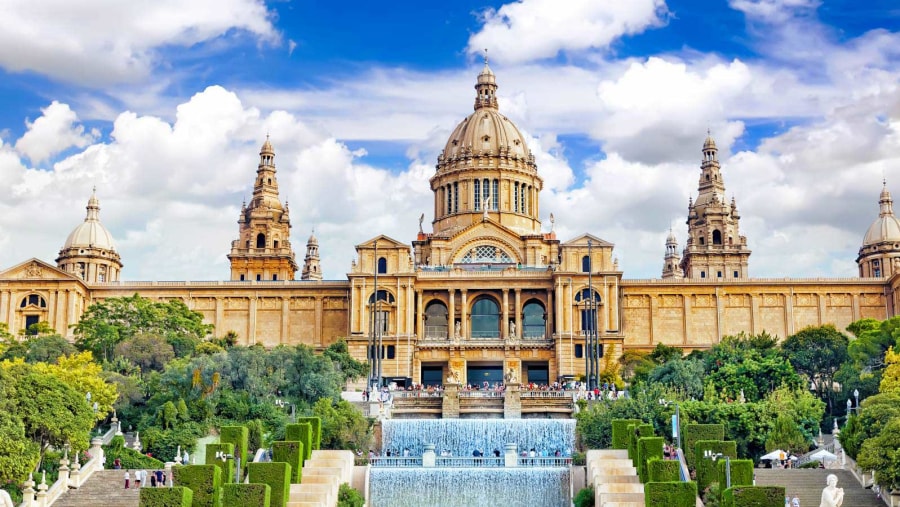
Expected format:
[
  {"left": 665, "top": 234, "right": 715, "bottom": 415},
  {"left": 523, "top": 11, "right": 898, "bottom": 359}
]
[
  {"left": 0, "top": 0, "right": 278, "bottom": 86},
  {"left": 14, "top": 101, "right": 97, "bottom": 164},
  {"left": 468, "top": 0, "right": 669, "bottom": 64}
]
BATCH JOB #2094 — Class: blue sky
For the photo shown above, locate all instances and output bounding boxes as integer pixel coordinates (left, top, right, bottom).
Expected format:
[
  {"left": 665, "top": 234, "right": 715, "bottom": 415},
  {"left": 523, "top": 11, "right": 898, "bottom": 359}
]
[{"left": 0, "top": 0, "right": 898, "bottom": 281}]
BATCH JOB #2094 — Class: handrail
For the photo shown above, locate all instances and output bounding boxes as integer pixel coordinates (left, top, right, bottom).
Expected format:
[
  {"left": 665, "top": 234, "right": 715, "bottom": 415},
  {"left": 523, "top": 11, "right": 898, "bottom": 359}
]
[{"left": 676, "top": 448, "right": 691, "bottom": 482}]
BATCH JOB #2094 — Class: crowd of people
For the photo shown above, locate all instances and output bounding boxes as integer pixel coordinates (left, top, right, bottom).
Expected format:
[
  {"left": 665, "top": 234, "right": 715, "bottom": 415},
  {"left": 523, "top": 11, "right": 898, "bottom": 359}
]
[{"left": 121, "top": 468, "right": 166, "bottom": 489}]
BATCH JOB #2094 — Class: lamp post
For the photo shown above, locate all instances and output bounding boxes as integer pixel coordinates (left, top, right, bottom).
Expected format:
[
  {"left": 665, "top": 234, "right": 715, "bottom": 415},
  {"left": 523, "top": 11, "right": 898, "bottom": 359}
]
[
  {"left": 369, "top": 239, "right": 383, "bottom": 391},
  {"left": 704, "top": 450, "right": 731, "bottom": 488},
  {"left": 586, "top": 239, "right": 599, "bottom": 391},
  {"left": 853, "top": 388, "right": 860, "bottom": 413},
  {"left": 215, "top": 451, "right": 241, "bottom": 484},
  {"left": 275, "top": 399, "right": 295, "bottom": 423},
  {"left": 846, "top": 398, "right": 852, "bottom": 425}
]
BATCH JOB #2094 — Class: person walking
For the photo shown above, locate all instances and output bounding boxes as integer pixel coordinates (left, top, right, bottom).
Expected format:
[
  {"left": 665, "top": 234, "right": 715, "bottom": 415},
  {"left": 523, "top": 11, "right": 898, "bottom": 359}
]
[{"left": 124, "top": 470, "right": 131, "bottom": 489}]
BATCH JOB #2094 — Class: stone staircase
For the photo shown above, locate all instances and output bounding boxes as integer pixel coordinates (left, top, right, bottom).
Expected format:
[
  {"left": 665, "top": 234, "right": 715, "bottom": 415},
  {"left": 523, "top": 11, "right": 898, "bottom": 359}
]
[
  {"left": 755, "top": 469, "right": 883, "bottom": 507},
  {"left": 53, "top": 470, "right": 140, "bottom": 507},
  {"left": 586, "top": 449, "right": 645, "bottom": 507},
  {"left": 287, "top": 450, "right": 355, "bottom": 507}
]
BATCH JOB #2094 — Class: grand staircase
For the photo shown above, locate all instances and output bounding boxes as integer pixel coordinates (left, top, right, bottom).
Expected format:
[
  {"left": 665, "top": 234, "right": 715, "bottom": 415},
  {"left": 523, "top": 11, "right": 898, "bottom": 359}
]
[
  {"left": 754, "top": 469, "right": 883, "bottom": 507},
  {"left": 586, "top": 449, "right": 645, "bottom": 507},
  {"left": 53, "top": 470, "right": 140, "bottom": 507}
]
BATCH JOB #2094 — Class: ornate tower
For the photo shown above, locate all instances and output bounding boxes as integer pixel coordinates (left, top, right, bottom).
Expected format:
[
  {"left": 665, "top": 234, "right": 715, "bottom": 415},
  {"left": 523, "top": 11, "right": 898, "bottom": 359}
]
[
  {"left": 56, "top": 189, "right": 122, "bottom": 282},
  {"left": 680, "top": 133, "right": 750, "bottom": 279},
  {"left": 857, "top": 181, "right": 900, "bottom": 277},
  {"left": 228, "top": 137, "right": 298, "bottom": 281},
  {"left": 661, "top": 228, "right": 684, "bottom": 279},
  {"left": 426, "top": 56, "right": 544, "bottom": 239},
  {"left": 301, "top": 230, "right": 322, "bottom": 281}
]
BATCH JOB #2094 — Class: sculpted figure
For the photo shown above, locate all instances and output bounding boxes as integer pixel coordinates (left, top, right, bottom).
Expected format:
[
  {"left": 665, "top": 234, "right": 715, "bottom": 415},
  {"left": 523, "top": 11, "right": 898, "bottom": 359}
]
[{"left": 819, "top": 474, "right": 844, "bottom": 507}]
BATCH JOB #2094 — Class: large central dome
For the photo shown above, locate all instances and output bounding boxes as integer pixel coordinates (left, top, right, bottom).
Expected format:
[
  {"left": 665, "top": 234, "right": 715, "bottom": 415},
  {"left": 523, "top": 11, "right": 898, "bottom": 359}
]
[{"left": 429, "top": 60, "right": 543, "bottom": 237}]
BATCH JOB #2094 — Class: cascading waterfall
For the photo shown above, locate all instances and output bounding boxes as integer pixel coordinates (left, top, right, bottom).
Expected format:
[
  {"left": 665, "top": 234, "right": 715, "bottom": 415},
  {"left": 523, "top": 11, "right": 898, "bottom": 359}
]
[
  {"left": 369, "top": 467, "right": 570, "bottom": 507},
  {"left": 370, "top": 419, "right": 575, "bottom": 507},
  {"left": 381, "top": 419, "right": 576, "bottom": 457}
]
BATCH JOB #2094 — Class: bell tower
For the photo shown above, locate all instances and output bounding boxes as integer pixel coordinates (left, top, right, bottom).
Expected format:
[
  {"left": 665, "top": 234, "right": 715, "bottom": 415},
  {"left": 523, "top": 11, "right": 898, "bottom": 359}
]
[
  {"left": 680, "top": 133, "right": 751, "bottom": 279},
  {"left": 301, "top": 230, "right": 322, "bottom": 281},
  {"left": 228, "top": 137, "right": 298, "bottom": 281}
]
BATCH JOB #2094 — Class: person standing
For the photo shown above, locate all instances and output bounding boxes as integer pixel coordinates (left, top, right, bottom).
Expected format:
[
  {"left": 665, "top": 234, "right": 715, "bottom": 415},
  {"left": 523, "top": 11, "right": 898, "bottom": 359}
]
[{"left": 124, "top": 470, "right": 131, "bottom": 489}]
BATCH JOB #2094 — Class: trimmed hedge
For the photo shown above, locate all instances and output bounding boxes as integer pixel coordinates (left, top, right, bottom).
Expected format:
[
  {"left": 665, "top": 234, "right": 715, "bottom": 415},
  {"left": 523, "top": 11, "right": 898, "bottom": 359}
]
[
  {"left": 172, "top": 465, "right": 221, "bottom": 507},
  {"left": 683, "top": 424, "right": 724, "bottom": 467},
  {"left": 648, "top": 459, "right": 681, "bottom": 482},
  {"left": 219, "top": 426, "right": 249, "bottom": 478},
  {"left": 204, "top": 443, "right": 235, "bottom": 484},
  {"left": 612, "top": 419, "right": 643, "bottom": 449},
  {"left": 717, "top": 459, "right": 754, "bottom": 491},
  {"left": 222, "top": 483, "right": 270, "bottom": 507},
  {"left": 106, "top": 435, "right": 165, "bottom": 470},
  {"left": 694, "top": 440, "right": 737, "bottom": 490},
  {"left": 139, "top": 486, "right": 193, "bottom": 507},
  {"left": 645, "top": 481, "right": 698, "bottom": 507},
  {"left": 722, "top": 486, "right": 785, "bottom": 507},
  {"left": 272, "top": 441, "right": 304, "bottom": 484},
  {"left": 247, "top": 462, "right": 291, "bottom": 507},
  {"left": 285, "top": 423, "right": 313, "bottom": 462},
  {"left": 295, "top": 417, "right": 322, "bottom": 450},
  {"left": 629, "top": 424, "right": 655, "bottom": 461},
  {"left": 637, "top": 437, "right": 664, "bottom": 482}
]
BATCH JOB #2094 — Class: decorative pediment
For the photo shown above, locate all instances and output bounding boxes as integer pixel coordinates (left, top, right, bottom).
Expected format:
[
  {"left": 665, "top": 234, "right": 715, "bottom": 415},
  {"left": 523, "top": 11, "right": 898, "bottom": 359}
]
[
  {"left": 0, "top": 258, "right": 81, "bottom": 281},
  {"left": 563, "top": 233, "right": 615, "bottom": 248},
  {"left": 355, "top": 235, "right": 409, "bottom": 251}
]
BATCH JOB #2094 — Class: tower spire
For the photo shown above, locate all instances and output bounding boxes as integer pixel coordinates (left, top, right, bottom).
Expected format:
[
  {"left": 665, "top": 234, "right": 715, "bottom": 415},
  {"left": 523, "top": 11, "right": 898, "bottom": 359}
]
[{"left": 474, "top": 50, "right": 498, "bottom": 110}]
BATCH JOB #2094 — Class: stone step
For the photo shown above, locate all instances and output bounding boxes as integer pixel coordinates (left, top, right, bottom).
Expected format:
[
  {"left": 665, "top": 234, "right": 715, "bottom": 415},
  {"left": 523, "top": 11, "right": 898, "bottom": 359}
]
[
  {"left": 53, "top": 470, "right": 148, "bottom": 507},
  {"left": 593, "top": 473, "right": 642, "bottom": 484},
  {"left": 597, "top": 483, "right": 645, "bottom": 494},
  {"left": 599, "top": 492, "right": 646, "bottom": 504},
  {"left": 755, "top": 469, "right": 883, "bottom": 507}
]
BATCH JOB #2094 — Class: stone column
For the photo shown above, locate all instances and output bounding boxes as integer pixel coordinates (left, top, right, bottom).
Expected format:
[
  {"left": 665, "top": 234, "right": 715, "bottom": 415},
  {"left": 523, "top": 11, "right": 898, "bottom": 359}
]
[
  {"left": 58, "top": 450, "right": 70, "bottom": 488},
  {"left": 248, "top": 297, "right": 257, "bottom": 345},
  {"left": 90, "top": 437, "right": 105, "bottom": 470},
  {"left": 502, "top": 289, "right": 509, "bottom": 339},
  {"left": 21, "top": 473, "right": 35, "bottom": 507},
  {"left": 448, "top": 289, "right": 455, "bottom": 340},
  {"left": 69, "top": 453, "right": 82, "bottom": 488},
  {"left": 460, "top": 290, "right": 468, "bottom": 338},
  {"left": 504, "top": 382, "right": 521, "bottom": 419},
  {"left": 416, "top": 290, "right": 424, "bottom": 340},
  {"left": 35, "top": 473, "right": 48, "bottom": 507},
  {"left": 314, "top": 297, "right": 323, "bottom": 347},
  {"left": 514, "top": 289, "right": 522, "bottom": 339},
  {"left": 442, "top": 383, "right": 460, "bottom": 418},
  {"left": 282, "top": 296, "right": 292, "bottom": 345},
  {"left": 547, "top": 288, "right": 554, "bottom": 338},
  {"left": 504, "top": 443, "right": 518, "bottom": 467}
]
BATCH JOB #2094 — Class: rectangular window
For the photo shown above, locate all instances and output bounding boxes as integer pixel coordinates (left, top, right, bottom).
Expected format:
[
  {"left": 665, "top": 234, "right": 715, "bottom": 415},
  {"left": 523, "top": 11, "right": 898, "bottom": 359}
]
[
  {"left": 514, "top": 182, "right": 519, "bottom": 212},
  {"left": 520, "top": 185, "right": 525, "bottom": 213},
  {"left": 574, "top": 344, "right": 583, "bottom": 358},
  {"left": 446, "top": 184, "right": 452, "bottom": 214},
  {"left": 272, "top": 274, "right": 278, "bottom": 281},
  {"left": 387, "top": 345, "right": 396, "bottom": 359},
  {"left": 717, "top": 271, "right": 723, "bottom": 278},
  {"left": 240, "top": 274, "right": 245, "bottom": 281},
  {"left": 701, "top": 271, "right": 706, "bottom": 278},
  {"left": 256, "top": 274, "right": 261, "bottom": 281},
  {"left": 580, "top": 309, "right": 596, "bottom": 335},
  {"left": 483, "top": 179, "right": 490, "bottom": 209},
  {"left": 453, "top": 182, "right": 459, "bottom": 212},
  {"left": 733, "top": 271, "right": 738, "bottom": 278},
  {"left": 492, "top": 180, "right": 499, "bottom": 210},
  {"left": 474, "top": 180, "right": 481, "bottom": 210},
  {"left": 376, "top": 311, "right": 389, "bottom": 334}
]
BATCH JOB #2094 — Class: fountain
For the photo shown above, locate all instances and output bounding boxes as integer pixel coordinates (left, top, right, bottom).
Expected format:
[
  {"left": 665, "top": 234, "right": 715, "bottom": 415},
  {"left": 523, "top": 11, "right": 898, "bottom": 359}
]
[{"left": 369, "top": 419, "right": 575, "bottom": 507}]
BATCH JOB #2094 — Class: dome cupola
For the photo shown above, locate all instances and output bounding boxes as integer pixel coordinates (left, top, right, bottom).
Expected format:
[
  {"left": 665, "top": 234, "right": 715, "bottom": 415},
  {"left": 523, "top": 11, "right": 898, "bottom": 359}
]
[
  {"left": 858, "top": 181, "right": 900, "bottom": 278},
  {"left": 56, "top": 188, "right": 122, "bottom": 282}
]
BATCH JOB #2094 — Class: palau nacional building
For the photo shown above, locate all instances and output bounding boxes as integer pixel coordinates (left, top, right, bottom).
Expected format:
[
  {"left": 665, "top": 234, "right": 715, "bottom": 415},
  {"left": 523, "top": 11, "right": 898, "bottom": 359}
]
[{"left": 2, "top": 62, "right": 900, "bottom": 387}]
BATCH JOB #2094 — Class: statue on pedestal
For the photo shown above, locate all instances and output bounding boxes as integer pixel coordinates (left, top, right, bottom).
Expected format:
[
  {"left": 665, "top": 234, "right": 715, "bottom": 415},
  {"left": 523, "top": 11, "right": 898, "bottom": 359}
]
[
  {"left": 504, "top": 367, "right": 518, "bottom": 384},
  {"left": 446, "top": 369, "right": 461, "bottom": 385},
  {"left": 819, "top": 474, "right": 844, "bottom": 507}
]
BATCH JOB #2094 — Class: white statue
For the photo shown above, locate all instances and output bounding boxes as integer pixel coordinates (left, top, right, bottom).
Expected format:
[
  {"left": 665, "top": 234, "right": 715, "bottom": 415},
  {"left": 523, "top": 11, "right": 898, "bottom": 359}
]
[
  {"left": 505, "top": 367, "right": 518, "bottom": 384},
  {"left": 454, "top": 321, "right": 461, "bottom": 339},
  {"left": 509, "top": 320, "right": 516, "bottom": 338},
  {"left": 819, "top": 474, "right": 844, "bottom": 507}
]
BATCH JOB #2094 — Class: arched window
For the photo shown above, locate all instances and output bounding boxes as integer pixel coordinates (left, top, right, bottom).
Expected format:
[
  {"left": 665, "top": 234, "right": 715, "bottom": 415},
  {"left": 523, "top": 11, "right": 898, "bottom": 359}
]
[
  {"left": 424, "top": 301, "right": 449, "bottom": 339},
  {"left": 20, "top": 294, "right": 47, "bottom": 308},
  {"left": 699, "top": 236, "right": 705, "bottom": 246},
  {"left": 471, "top": 297, "right": 500, "bottom": 339},
  {"left": 582, "top": 255, "right": 591, "bottom": 273},
  {"left": 522, "top": 301, "right": 546, "bottom": 338},
  {"left": 460, "top": 245, "right": 514, "bottom": 264},
  {"left": 377, "top": 257, "right": 387, "bottom": 274},
  {"left": 368, "top": 290, "right": 395, "bottom": 304},
  {"left": 712, "top": 230, "right": 722, "bottom": 245},
  {"left": 256, "top": 233, "right": 266, "bottom": 248}
]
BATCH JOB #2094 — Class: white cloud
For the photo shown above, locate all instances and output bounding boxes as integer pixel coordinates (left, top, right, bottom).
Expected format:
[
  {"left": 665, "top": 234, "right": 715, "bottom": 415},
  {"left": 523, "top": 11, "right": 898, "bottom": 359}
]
[
  {"left": 468, "top": 0, "right": 669, "bottom": 64},
  {"left": 14, "top": 101, "right": 97, "bottom": 164},
  {"left": 0, "top": 0, "right": 278, "bottom": 86}
]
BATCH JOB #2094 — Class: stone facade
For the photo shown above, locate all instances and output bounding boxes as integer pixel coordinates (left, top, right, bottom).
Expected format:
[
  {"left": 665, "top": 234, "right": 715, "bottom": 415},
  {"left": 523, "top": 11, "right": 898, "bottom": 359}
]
[{"left": 0, "top": 63, "right": 895, "bottom": 386}]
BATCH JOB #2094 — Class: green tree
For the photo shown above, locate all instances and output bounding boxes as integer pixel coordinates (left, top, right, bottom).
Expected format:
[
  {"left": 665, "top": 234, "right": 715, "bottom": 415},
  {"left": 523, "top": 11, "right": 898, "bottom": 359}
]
[
  {"left": 312, "top": 398, "right": 372, "bottom": 452},
  {"left": 21, "top": 321, "right": 55, "bottom": 336},
  {"left": 781, "top": 325, "right": 850, "bottom": 413},
  {"left": 839, "top": 392, "right": 900, "bottom": 459},
  {"left": 648, "top": 343, "right": 683, "bottom": 365},
  {"left": 880, "top": 347, "right": 900, "bottom": 394},
  {"left": 647, "top": 358, "right": 705, "bottom": 399},
  {"left": 74, "top": 294, "right": 213, "bottom": 361},
  {"left": 24, "top": 335, "right": 76, "bottom": 364},
  {"left": 114, "top": 333, "right": 175, "bottom": 376},
  {"left": 765, "top": 414, "right": 809, "bottom": 454},
  {"left": 0, "top": 368, "right": 41, "bottom": 483},
  {"left": 857, "top": 417, "right": 900, "bottom": 490},
  {"left": 324, "top": 340, "right": 368, "bottom": 382}
]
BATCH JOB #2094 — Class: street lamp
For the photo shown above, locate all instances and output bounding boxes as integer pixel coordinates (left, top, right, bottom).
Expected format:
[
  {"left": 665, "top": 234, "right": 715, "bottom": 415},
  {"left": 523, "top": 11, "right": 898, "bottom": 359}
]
[
  {"left": 846, "top": 398, "right": 852, "bottom": 423},
  {"left": 275, "top": 399, "right": 295, "bottom": 423},
  {"left": 853, "top": 389, "right": 860, "bottom": 413},
  {"left": 704, "top": 450, "right": 731, "bottom": 488}
]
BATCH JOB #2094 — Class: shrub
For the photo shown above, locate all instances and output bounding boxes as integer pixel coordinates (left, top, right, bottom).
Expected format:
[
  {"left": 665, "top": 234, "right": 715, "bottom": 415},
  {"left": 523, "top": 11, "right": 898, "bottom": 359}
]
[
  {"left": 612, "top": 419, "right": 643, "bottom": 449},
  {"left": 630, "top": 424, "right": 655, "bottom": 461},
  {"left": 247, "top": 462, "right": 291, "bottom": 507},
  {"left": 285, "top": 423, "right": 312, "bottom": 462},
  {"left": 222, "top": 483, "right": 270, "bottom": 507},
  {"left": 105, "top": 435, "right": 165, "bottom": 470},
  {"left": 172, "top": 465, "right": 221, "bottom": 507},
  {"left": 645, "top": 481, "right": 698, "bottom": 507},
  {"left": 637, "top": 437, "right": 664, "bottom": 482},
  {"left": 648, "top": 459, "right": 680, "bottom": 482},
  {"left": 139, "top": 486, "right": 193, "bottom": 507},
  {"left": 694, "top": 441, "right": 737, "bottom": 490},
  {"left": 722, "top": 486, "right": 785, "bottom": 507},
  {"left": 296, "top": 417, "right": 322, "bottom": 450},
  {"left": 337, "top": 483, "right": 364, "bottom": 507},
  {"left": 683, "top": 424, "right": 724, "bottom": 467},
  {"left": 574, "top": 485, "right": 595, "bottom": 507},
  {"left": 219, "top": 426, "right": 249, "bottom": 477},
  {"left": 204, "top": 443, "right": 235, "bottom": 484},
  {"left": 717, "top": 459, "right": 754, "bottom": 493},
  {"left": 272, "top": 441, "right": 304, "bottom": 483}
]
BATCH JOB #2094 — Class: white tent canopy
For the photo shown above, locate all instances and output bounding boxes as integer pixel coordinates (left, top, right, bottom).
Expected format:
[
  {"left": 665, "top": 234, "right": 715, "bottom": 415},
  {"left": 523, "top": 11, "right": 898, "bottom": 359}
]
[
  {"left": 760, "top": 449, "right": 787, "bottom": 460},
  {"left": 809, "top": 449, "right": 837, "bottom": 461}
]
